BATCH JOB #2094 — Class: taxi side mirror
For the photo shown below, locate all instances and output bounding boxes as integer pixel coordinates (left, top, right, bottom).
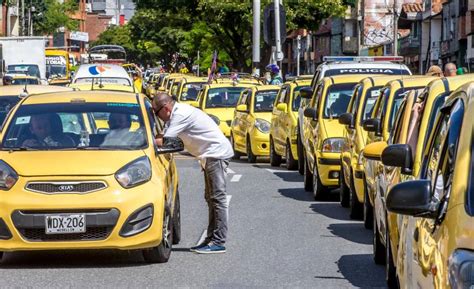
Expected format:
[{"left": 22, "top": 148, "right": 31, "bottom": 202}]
[
  {"left": 339, "top": 113, "right": 354, "bottom": 128},
  {"left": 304, "top": 107, "right": 317, "bottom": 120},
  {"left": 300, "top": 87, "right": 313, "bottom": 99},
  {"left": 236, "top": 104, "right": 248, "bottom": 112},
  {"left": 276, "top": 103, "right": 287, "bottom": 112},
  {"left": 386, "top": 180, "right": 436, "bottom": 218},
  {"left": 362, "top": 118, "right": 380, "bottom": 133},
  {"left": 363, "top": 141, "right": 387, "bottom": 161},
  {"left": 382, "top": 144, "right": 413, "bottom": 175},
  {"left": 157, "top": 137, "right": 184, "bottom": 154}
]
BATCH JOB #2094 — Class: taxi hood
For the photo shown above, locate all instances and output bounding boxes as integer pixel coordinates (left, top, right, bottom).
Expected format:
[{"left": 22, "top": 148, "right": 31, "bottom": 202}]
[
  {"left": 321, "top": 118, "right": 345, "bottom": 139},
  {"left": 205, "top": 107, "right": 235, "bottom": 121},
  {"left": 254, "top": 112, "right": 272, "bottom": 123},
  {"left": 0, "top": 150, "right": 147, "bottom": 177}
]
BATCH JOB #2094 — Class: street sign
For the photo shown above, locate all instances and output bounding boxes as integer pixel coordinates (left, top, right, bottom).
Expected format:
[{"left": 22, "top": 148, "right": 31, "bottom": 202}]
[{"left": 263, "top": 3, "right": 286, "bottom": 46}]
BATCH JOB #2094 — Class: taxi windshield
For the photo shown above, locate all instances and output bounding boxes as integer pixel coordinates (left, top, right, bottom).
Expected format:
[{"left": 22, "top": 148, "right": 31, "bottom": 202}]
[
  {"left": 47, "top": 65, "right": 67, "bottom": 78},
  {"left": 2, "top": 102, "right": 147, "bottom": 151},
  {"left": 0, "top": 96, "right": 21, "bottom": 125},
  {"left": 254, "top": 90, "right": 278, "bottom": 112},
  {"left": 293, "top": 86, "right": 308, "bottom": 111},
  {"left": 323, "top": 83, "right": 357, "bottom": 118},
  {"left": 180, "top": 82, "right": 205, "bottom": 101},
  {"left": 206, "top": 87, "right": 246, "bottom": 108},
  {"left": 74, "top": 77, "right": 131, "bottom": 86}
]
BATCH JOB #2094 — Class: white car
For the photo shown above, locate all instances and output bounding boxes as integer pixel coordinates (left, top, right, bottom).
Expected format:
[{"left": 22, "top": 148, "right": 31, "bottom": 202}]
[{"left": 69, "top": 64, "right": 134, "bottom": 90}]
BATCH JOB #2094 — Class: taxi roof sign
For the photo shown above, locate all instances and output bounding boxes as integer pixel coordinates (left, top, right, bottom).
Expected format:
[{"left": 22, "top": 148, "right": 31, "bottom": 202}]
[{"left": 322, "top": 56, "right": 404, "bottom": 62}]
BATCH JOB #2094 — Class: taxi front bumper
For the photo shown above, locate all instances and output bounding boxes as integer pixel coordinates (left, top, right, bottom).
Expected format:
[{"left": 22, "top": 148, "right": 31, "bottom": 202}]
[
  {"left": 0, "top": 175, "right": 166, "bottom": 251},
  {"left": 316, "top": 152, "right": 341, "bottom": 187},
  {"left": 249, "top": 129, "right": 270, "bottom": 156}
]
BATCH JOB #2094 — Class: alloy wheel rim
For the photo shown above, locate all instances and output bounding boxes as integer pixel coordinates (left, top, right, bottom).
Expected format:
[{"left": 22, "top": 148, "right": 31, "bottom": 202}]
[
  {"left": 163, "top": 214, "right": 171, "bottom": 249},
  {"left": 313, "top": 165, "right": 318, "bottom": 193}
]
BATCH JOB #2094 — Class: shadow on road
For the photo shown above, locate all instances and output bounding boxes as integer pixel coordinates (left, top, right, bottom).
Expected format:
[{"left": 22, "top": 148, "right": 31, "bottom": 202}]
[
  {"left": 327, "top": 223, "right": 372, "bottom": 245},
  {"left": 337, "top": 254, "right": 387, "bottom": 288},
  {"left": 278, "top": 188, "right": 314, "bottom": 202},
  {"left": 309, "top": 202, "right": 351, "bottom": 221},
  {"left": 0, "top": 250, "right": 149, "bottom": 269}
]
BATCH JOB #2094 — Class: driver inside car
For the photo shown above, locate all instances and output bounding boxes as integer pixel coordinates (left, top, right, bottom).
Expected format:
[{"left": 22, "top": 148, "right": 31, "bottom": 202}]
[{"left": 22, "top": 114, "right": 75, "bottom": 148}]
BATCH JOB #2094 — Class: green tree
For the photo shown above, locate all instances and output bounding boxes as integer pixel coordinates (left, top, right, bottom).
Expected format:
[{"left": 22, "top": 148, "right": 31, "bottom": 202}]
[{"left": 32, "top": 0, "right": 79, "bottom": 35}]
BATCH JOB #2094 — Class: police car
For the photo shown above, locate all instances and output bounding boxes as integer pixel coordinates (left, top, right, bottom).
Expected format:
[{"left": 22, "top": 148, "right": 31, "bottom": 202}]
[{"left": 295, "top": 56, "right": 411, "bottom": 174}]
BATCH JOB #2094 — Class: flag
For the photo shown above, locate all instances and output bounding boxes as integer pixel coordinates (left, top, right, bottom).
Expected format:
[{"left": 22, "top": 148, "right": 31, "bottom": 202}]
[{"left": 208, "top": 50, "right": 218, "bottom": 84}]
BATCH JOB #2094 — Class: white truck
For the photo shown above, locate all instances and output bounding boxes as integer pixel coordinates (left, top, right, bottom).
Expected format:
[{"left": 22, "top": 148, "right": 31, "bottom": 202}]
[{"left": 0, "top": 36, "right": 48, "bottom": 84}]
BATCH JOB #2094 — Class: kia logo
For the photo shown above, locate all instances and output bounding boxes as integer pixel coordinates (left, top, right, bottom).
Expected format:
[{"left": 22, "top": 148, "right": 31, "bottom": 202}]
[{"left": 58, "top": 185, "right": 74, "bottom": 192}]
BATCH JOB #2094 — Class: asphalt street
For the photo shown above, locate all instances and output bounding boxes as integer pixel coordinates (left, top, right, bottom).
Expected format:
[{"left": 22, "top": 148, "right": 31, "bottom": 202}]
[{"left": 0, "top": 157, "right": 386, "bottom": 289}]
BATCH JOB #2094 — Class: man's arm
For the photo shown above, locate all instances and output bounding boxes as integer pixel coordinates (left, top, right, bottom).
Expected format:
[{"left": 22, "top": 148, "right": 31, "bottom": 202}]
[{"left": 155, "top": 134, "right": 164, "bottom": 147}]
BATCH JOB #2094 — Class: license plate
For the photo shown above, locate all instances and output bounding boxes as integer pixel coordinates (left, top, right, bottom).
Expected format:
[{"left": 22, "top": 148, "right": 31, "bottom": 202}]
[{"left": 45, "top": 214, "right": 86, "bottom": 234}]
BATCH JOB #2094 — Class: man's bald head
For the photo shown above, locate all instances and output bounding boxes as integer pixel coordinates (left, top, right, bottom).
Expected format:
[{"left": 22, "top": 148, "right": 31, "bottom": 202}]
[
  {"left": 153, "top": 92, "right": 175, "bottom": 122},
  {"left": 444, "top": 63, "right": 457, "bottom": 77}
]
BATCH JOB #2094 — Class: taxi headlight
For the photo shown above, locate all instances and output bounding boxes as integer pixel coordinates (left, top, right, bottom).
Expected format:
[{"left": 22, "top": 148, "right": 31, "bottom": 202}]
[
  {"left": 321, "top": 138, "right": 345, "bottom": 153},
  {"left": 448, "top": 249, "right": 474, "bottom": 289},
  {"left": 255, "top": 118, "right": 270, "bottom": 133},
  {"left": 208, "top": 114, "right": 220, "bottom": 125},
  {"left": 115, "top": 156, "right": 152, "bottom": 188},
  {"left": 0, "top": 161, "right": 18, "bottom": 190}
]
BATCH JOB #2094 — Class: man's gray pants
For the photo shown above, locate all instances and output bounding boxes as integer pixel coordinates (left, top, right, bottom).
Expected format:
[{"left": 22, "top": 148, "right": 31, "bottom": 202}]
[{"left": 203, "top": 158, "right": 229, "bottom": 246}]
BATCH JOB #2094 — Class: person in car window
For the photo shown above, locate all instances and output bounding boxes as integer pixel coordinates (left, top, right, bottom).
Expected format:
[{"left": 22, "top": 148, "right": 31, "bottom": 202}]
[
  {"left": 102, "top": 113, "right": 144, "bottom": 147},
  {"left": 22, "top": 114, "right": 75, "bottom": 148},
  {"left": 153, "top": 92, "right": 234, "bottom": 254}
]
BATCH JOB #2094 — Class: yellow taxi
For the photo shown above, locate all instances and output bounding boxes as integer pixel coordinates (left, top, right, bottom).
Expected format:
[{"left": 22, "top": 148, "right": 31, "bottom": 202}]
[
  {"left": 162, "top": 73, "right": 185, "bottom": 93},
  {"left": 145, "top": 73, "right": 161, "bottom": 97},
  {"left": 194, "top": 82, "right": 258, "bottom": 137},
  {"left": 213, "top": 73, "right": 262, "bottom": 86},
  {"left": 230, "top": 85, "right": 279, "bottom": 162},
  {"left": 302, "top": 74, "right": 373, "bottom": 200},
  {"left": 122, "top": 63, "right": 143, "bottom": 92},
  {"left": 384, "top": 81, "right": 474, "bottom": 289},
  {"left": 338, "top": 75, "right": 401, "bottom": 221},
  {"left": 363, "top": 75, "right": 474, "bottom": 286},
  {"left": 0, "top": 90, "right": 182, "bottom": 263},
  {"left": 269, "top": 79, "right": 310, "bottom": 170},
  {"left": 171, "top": 76, "right": 208, "bottom": 104}
]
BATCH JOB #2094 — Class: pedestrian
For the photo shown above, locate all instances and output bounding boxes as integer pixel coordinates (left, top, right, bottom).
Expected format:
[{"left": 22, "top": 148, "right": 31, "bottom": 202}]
[
  {"left": 153, "top": 92, "right": 234, "bottom": 254},
  {"left": 265, "top": 64, "right": 283, "bottom": 85},
  {"left": 444, "top": 63, "right": 457, "bottom": 77},
  {"left": 426, "top": 65, "right": 443, "bottom": 77}
]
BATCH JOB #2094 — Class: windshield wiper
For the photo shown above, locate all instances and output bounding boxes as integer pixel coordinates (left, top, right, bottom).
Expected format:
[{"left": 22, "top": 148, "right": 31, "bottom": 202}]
[{"left": 2, "top": 146, "right": 39, "bottom": 151}]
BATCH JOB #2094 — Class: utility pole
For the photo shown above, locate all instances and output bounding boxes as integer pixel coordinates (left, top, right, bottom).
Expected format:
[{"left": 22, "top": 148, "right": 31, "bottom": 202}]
[
  {"left": 116, "top": 0, "right": 121, "bottom": 25},
  {"left": 252, "top": 0, "right": 261, "bottom": 76},
  {"left": 197, "top": 50, "right": 200, "bottom": 76},
  {"left": 274, "top": 0, "right": 284, "bottom": 63},
  {"left": 393, "top": 0, "right": 398, "bottom": 56},
  {"left": 296, "top": 35, "right": 301, "bottom": 76},
  {"left": 21, "top": 0, "right": 25, "bottom": 36}
]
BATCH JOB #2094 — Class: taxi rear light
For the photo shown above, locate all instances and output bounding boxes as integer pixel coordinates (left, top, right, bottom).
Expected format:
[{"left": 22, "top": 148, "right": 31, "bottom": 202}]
[{"left": 323, "top": 56, "right": 404, "bottom": 62}]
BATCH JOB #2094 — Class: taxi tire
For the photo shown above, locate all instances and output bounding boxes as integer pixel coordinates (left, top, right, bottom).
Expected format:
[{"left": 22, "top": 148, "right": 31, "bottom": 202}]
[
  {"left": 270, "top": 138, "right": 282, "bottom": 167},
  {"left": 297, "top": 126, "right": 304, "bottom": 175},
  {"left": 373, "top": 209, "right": 386, "bottom": 265},
  {"left": 285, "top": 141, "right": 298, "bottom": 170},
  {"left": 304, "top": 156, "right": 314, "bottom": 192},
  {"left": 386, "top": 229, "right": 398, "bottom": 289},
  {"left": 247, "top": 137, "right": 257, "bottom": 163},
  {"left": 142, "top": 205, "right": 173, "bottom": 263},
  {"left": 363, "top": 180, "right": 374, "bottom": 230},
  {"left": 339, "top": 169, "right": 350, "bottom": 208},
  {"left": 172, "top": 191, "right": 181, "bottom": 245},
  {"left": 349, "top": 181, "right": 363, "bottom": 220},
  {"left": 230, "top": 134, "right": 242, "bottom": 160},
  {"left": 313, "top": 163, "right": 329, "bottom": 200}
]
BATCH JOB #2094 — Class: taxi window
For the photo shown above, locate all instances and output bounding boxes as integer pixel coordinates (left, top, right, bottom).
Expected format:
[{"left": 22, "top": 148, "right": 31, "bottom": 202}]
[
  {"left": 206, "top": 87, "right": 246, "bottom": 108},
  {"left": 422, "top": 92, "right": 451, "bottom": 148},
  {"left": 349, "top": 85, "right": 362, "bottom": 115},
  {"left": 180, "top": 82, "right": 205, "bottom": 101},
  {"left": 254, "top": 90, "right": 278, "bottom": 112},
  {"left": 376, "top": 88, "right": 390, "bottom": 120},
  {"left": 2, "top": 103, "right": 147, "bottom": 150},
  {"left": 360, "top": 87, "right": 382, "bottom": 123},
  {"left": 0, "top": 96, "right": 21, "bottom": 125},
  {"left": 388, "top": 87, "right": 423, "bottom": 131},
  {"left": 292, "top": 86, "right": 307, "bottom": 111},
  {"left": 323, "top": 83, "right": 357, "bottom": 119},
  {"left": 171, "top": 82, "right": 180, "bottom": 99},
  {"left": 389, "top": 99, "right": 407, "bottom": 144},
  {"left": 239, "top": 89, "right": 250, "bottom": 106},
  {"left": 277, "top": 86, "right": 288, "bottom": 104}
]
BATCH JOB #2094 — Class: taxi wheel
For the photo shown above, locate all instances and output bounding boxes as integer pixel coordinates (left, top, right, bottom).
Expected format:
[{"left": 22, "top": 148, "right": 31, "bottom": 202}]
[
  {"left": 373, "top": 209, "right": 386, "bottom": 265},
  {"left": 172, "top": 191, "right": 181, "bottom": 245},
  {"left": 230, "top": 134, "right": 242, "bottom": 160},
  {"left": 339, "top": 168, "right": 350, "bottom": 208},
  {"left": 385, "top": 230, "right": 398, "bottom": 289},
  {"left": 304, "top": 157, "right": 314, "bottom": 192},
  {"left": 285, "top": 142, "right": 298, "bottom": 170},
  {"left": 142, "top": 205, "right": 173, "bottom": 263},
  {"left": 349, "top": 179, "right": 363, "bottom": 220},
  {"left": 247, "top": 137, "right": 257, "bottom": 163},
  {"left": 363, "top": 180, "right": 374, "bottom": 230},
  {"left": 270, "top": 138, "right": 282, "bottom": 167},
  {"left": 297, "top": 127, "right": 304, "bottom": 175},
  {"left": 313, "top": 164, "right": 329, "bottom": 200}
]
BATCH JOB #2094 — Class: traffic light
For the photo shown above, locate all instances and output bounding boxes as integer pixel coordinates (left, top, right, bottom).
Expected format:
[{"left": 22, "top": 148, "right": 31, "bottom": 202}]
[{"left": 263, "top": 3, "right": 287, "bottom": 46}]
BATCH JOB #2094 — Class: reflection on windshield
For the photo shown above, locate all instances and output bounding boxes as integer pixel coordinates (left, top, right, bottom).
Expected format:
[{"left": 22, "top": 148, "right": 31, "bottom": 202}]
[
  {"left": 254, "top": 90, "right": 278, "bottom": 112},
  {"left": 323, "top": 83, "right": 357, "bottom": 118},
  {"left": 293, "top": 86, "right": 308, "bottom": 111},
  {"left": 180, "top": 83, "right": 205, "bottom": 101},
  {"left": 11, "top": 78, "right": 40, "bottom": 85},
  {"left": 74, "top": 77, "right": 131, "bottom": 86},
  {"left": 361, "top": 87, "right": 382, "bottom": 122},
  {"left": 0, "top": 96, "right": 21, "bottom": 126},
  {"left": 206, "top": 87, "right": 246, "bottom": 108},
  {"left": 2, "top": 103, "right": 147, "bottom": 150}
]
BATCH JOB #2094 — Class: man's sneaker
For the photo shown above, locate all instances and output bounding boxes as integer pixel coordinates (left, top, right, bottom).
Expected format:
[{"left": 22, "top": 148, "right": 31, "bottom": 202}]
[
  {"left": 190, "top": 242, "right": 209, "bottom": 252},
  {"left": 193, "top": 243, "right": 226, "bottom": 254}
]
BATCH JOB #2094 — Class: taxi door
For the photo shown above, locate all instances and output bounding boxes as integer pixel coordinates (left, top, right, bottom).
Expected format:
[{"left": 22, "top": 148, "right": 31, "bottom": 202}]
[
  {"left": 273, "top": 85, "right": 290, "bottom": 154},
  {"left": 232, "top": 89, "right": 251, "bottom": 149},
  {"left": 304, "top": 83, "right": 324, "bottom": 169},
  {"left": 341, "top": 85, "right": 359, "bottom": 184}
]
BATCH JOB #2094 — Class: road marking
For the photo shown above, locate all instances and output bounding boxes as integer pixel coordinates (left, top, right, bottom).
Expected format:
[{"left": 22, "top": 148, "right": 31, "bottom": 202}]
[
  {"left": 226, "top": 195, "right": 232, "bottom": 205},
  {"left": 227, "top": 168, "right": 236, "bottom": 174},
  {"left": 265, "top": 168, "right": 294, "bottom": 173},
  {"left": 196, "top": 229, "right": 207, "bottom": 246},
  {"left": 230, "top": 174, "right": 242, "bottom": 182}
]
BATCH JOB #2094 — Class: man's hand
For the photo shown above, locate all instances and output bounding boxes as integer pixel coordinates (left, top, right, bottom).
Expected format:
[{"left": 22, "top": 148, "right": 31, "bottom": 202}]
[{"left": 155, "top": 136, "right": 163, "bottom": 147}]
